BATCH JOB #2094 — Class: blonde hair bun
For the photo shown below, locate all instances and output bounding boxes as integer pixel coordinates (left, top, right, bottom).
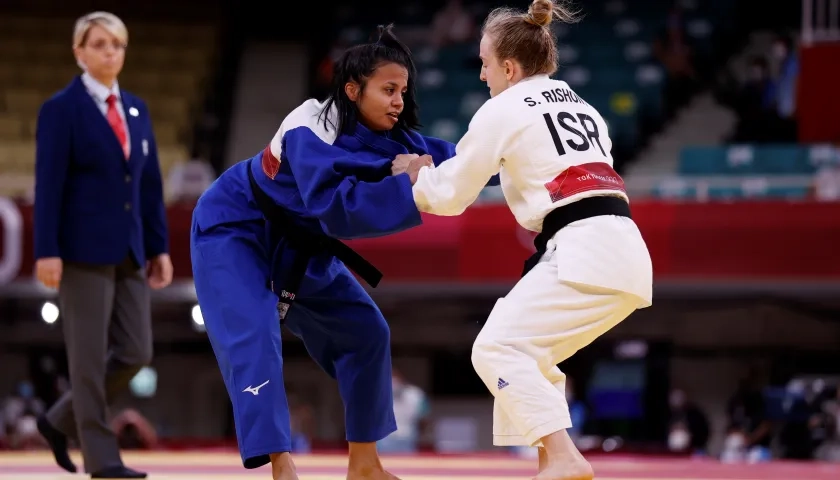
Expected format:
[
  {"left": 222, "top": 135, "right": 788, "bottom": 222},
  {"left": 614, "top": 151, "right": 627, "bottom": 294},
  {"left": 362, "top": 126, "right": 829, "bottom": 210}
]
[{"left": 526, "top": 0, "right": 581, "bottom": 28}]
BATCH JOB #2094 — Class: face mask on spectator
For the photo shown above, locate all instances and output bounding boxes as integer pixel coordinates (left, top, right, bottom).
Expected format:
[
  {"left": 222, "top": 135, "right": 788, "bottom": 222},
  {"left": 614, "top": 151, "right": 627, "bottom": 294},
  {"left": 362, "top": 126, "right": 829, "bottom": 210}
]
[{"left": 668, "top": 427, "right": 690, "bottom": 451}]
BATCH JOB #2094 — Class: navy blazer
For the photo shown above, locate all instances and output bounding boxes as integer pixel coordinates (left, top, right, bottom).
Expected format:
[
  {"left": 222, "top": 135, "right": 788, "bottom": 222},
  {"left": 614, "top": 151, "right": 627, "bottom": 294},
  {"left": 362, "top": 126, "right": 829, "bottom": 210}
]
[{"left": 33, "top": 75, "right": 169, "bottom": 266}]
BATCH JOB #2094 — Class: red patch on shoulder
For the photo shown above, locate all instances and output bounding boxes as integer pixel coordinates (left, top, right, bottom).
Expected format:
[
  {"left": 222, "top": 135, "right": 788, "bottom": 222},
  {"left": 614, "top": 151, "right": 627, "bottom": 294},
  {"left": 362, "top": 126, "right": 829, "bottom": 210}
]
[
  {"left": 544, "top": 162, "right": 626, "bottom": 202},
  {"left": 261, "top": 146, "right": 280, "bottom": 180}
]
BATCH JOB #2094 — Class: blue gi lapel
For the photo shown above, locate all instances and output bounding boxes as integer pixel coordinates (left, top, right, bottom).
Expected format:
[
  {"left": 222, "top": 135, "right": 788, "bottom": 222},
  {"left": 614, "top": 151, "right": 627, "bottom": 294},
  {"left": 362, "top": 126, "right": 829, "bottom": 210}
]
[{"left": 353, "top": 124, "right": 411, "bottom": 157}]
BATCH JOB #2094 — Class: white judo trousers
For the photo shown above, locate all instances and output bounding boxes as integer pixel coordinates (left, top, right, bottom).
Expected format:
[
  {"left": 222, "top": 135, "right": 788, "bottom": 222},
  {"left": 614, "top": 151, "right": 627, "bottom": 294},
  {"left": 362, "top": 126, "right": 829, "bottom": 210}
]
[{"left": 470, "top": 214, "right": 653, "bottom": 447}]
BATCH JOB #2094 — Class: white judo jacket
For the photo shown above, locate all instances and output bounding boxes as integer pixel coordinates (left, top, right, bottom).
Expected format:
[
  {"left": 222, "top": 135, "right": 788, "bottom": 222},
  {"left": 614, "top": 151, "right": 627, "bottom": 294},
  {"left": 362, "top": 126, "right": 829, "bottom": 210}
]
[{"left": 413, "top": 74, "right": 652, "bottom": 305}]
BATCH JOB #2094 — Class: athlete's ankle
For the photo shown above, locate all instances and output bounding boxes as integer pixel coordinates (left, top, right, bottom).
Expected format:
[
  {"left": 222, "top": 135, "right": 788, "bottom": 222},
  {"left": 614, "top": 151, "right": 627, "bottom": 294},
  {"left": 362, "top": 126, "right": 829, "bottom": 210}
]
[
  {"left": 270, "top": 452, "right": 298, "bottom": 480},
  {"left": 538, "top": 447, "right": 548, "bottom": 472},
  {"left": 347, "top": 441, "right": 384, "bottom": 471},
  {"left": 540, "top": 430, "right": 583, "bottom": 463},
  {"left": 270, "top": 452, "right": 294, "bottom": 463}
]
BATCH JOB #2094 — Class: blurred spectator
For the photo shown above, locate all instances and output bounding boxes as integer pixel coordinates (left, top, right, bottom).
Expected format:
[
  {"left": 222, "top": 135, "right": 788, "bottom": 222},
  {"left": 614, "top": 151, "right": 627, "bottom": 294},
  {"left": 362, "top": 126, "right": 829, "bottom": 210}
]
[
  {"left": 666, "top": 388, "right": 710, "bottom": 456},
  {"left": 718, "top": 33, "right": 800, "bottom": 145},
  {"left": 813, "top": 163, "right": 840, "bottom": 201},
  {"left": 811, "top": 383, "right": 840, "bottom": 462},
  {"left": 810, "top": 144, "right": 840, "bottom": 201},
  {"left": 768, "top": 33, "right": 799, "bottom": 141},
  {"left": 430, "top": 0, "right": 476, "bottom": 48},
  {"left": 1, "top": 381, "right": 46, "bottom": 449},
  {"left": 721, "top": 377, "right": 773, "bottom": 463},
  {"left": 727, "top": 57, "right": 776, "bottom": 143},
  {"left": 776, "top": 379, "right": 817, "bottom": 459},
  {"left": 111, "top": 408, "right": 158, "bottom": 450},
  {"left": 377, "top": 369, "right": 430, "bottom": 453},
  {"left": 653, "top": 4, "right": 697, "bottom": 119}
]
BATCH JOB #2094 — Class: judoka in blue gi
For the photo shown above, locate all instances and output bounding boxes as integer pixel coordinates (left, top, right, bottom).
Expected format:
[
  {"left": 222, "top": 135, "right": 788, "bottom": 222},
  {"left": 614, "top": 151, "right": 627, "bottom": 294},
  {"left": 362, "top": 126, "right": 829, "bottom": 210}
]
[{"left": 190, "top": 25, "right": 455, "bottom": 480}]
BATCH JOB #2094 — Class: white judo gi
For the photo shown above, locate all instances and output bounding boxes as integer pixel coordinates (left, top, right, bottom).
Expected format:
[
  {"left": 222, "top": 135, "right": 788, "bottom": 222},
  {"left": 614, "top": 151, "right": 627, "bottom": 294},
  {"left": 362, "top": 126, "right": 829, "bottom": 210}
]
[{"left": 413, "top": 74, "right": 653, "bottom": 447}]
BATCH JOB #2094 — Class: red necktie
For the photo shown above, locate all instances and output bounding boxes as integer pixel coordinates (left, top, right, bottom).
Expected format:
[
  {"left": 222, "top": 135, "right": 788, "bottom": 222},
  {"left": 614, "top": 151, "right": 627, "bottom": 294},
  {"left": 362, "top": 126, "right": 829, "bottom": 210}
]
[{"left": 106, "top": 94, "right": 130, "bottom": 159}]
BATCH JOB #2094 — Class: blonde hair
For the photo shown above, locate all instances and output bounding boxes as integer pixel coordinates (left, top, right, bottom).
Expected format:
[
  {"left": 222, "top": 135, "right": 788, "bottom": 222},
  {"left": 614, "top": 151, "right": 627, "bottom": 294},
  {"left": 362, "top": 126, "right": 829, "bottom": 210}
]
[
  {"left": 73, "top": 11, "right": 128, "bottom": 48},
  {"left": 482, "top": 0, "right": 581, "bottom": 77}
]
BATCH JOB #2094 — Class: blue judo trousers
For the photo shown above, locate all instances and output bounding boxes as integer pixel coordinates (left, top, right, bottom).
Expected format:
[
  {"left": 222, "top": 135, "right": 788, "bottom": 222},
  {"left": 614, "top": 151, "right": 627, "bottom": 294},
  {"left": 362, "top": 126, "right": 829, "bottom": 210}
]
[{"left": 190, "top": 99, "right": 455, "bottom": 468}]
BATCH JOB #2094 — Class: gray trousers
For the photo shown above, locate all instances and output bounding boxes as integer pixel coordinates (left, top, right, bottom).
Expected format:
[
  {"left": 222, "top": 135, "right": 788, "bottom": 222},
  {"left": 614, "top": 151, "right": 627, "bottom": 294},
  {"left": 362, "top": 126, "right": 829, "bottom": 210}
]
[{"left": 46, "top": 256, "right": 153, "bottom": 473}]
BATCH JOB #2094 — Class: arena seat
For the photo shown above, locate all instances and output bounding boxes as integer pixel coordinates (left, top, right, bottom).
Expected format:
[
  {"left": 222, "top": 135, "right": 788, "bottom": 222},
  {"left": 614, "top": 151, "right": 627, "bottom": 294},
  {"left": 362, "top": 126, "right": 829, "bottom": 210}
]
[
  {"left": 678, "top": 145, "right": 836, "bottom": 176},
  {"left": 665, "top": 144, "right": 840, "bottom": 200},
  {"left": 0, "top": 15, "right": 217, "bottom": 199},
  {"left": 651, "top": 183, "right": 811, "bottom": 201}
]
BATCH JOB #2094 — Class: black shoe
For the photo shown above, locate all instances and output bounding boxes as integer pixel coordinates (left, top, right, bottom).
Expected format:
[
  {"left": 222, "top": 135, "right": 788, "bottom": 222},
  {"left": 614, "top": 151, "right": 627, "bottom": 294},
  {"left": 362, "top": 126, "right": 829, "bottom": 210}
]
[
  {"left": 36, "top": 416, "right": 77, "bottom": 473},
  {"left": 91, "top": 466, "right": 148, "bottom": 478}
]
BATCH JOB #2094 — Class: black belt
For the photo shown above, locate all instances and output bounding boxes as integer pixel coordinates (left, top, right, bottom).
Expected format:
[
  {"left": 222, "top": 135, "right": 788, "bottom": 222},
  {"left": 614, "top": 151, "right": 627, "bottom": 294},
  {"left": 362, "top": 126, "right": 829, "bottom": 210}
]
[
  {"left": 522, "top": 196, "right": 632, "bottom": 277},
  {"left": 247, "top": 166, "right": 383, "bottom": 321}
]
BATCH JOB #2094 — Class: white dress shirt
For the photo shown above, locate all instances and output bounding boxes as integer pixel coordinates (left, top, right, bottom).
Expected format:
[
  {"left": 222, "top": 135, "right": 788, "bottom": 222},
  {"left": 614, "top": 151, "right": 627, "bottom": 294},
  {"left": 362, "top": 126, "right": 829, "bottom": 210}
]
[{"left": 81, "top": 72, "right": 131, "bottom": 148}]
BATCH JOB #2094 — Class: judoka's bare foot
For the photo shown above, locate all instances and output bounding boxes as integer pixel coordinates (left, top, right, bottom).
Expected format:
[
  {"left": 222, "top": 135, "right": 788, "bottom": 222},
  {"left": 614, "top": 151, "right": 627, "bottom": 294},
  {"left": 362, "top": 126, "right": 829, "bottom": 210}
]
[
  {"left": 270, "top": 453, "right": 299, "bottom": 480},
  {"left": 346, "top": 442, "right": 401, "bottom": 480},
  {"left": 534, "top": 464, "right": 595, "bottom": 480},
  {"left": 533, "top": 463, "right": 594, "bottom": 480},
  {"left": 347, "top": 466, "right": 401, "bottom": 480}
]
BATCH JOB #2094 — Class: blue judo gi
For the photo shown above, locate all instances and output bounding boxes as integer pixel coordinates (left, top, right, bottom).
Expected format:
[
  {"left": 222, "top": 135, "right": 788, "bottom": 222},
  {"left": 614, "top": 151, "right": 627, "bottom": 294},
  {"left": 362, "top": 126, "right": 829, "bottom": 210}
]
[{"left": 190, "top": 99, "right": 455, "bottom": 468}]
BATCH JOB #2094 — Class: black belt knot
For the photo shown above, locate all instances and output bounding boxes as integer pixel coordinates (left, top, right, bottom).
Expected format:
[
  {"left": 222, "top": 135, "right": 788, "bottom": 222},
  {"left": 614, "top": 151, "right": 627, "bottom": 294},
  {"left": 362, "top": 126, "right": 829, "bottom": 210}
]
[{"left": 247, "top": 164, "right": 383, "bottom": 321}]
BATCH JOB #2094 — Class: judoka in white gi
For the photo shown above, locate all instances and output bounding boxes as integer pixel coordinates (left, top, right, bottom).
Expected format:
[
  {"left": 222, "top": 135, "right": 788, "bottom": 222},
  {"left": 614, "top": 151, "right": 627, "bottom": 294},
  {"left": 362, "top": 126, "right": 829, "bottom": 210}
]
[{"left": 405, "top": 1, "right": 654, "bottom": 478}]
